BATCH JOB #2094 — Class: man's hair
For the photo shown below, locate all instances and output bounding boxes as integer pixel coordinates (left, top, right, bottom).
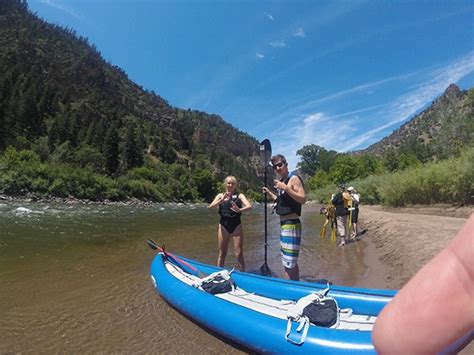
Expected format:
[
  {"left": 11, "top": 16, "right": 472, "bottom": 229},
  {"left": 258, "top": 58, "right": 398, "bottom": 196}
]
[{"left": 271, "top": 154, "right": 287, "bottom": 165}]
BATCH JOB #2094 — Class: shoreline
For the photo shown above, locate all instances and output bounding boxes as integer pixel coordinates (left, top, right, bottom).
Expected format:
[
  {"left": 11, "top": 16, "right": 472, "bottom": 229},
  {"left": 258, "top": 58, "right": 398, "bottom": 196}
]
[
  {"left": 3, "top": 193, "right": 473, "bottom": 210},
  {"left": 0, "top": 193, "right": 205, "bottom": 207}
]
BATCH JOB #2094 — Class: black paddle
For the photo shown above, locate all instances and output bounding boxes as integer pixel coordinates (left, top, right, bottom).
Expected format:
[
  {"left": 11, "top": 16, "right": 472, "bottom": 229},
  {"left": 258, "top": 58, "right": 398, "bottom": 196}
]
[
  {"left": 355, "top": 229, "right": 368, "bottom": 239},
  {"left": 146, "top": 238, "right": 206, "bottom": 277},
  {"left": 358, "top": 229, "right": 368, "bottom": 237},
  {"left": 259, "top": 139, "right": 272, "bottom": 276},
  {"left": 348, "top": 229, "right": 368, "bottom": 244}
]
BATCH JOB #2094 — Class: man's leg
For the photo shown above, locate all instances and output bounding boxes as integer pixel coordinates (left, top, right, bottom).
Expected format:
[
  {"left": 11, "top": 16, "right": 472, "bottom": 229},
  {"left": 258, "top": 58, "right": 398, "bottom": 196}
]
[
  {"left": 337, "top": 215, "right": 347, "bottom": 246},
  {"left": 280, "top": 219, "right": 301, "bottom": 281}
]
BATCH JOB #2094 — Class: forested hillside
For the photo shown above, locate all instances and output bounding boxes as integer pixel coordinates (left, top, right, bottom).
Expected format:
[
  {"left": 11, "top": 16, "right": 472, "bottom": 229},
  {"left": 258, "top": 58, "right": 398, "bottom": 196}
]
[
  {"left": 361, "top": 84, "right": 473, "bottom": 160},
  {"left": 0, "top": 0, "right": 262, "bottom": 202}
]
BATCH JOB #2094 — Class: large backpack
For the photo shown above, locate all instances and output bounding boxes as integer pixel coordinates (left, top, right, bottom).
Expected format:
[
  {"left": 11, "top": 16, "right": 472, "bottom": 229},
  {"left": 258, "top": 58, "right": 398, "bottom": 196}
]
[
  {"left": 193, "top": 269, "right": 236, "bottom": 295},
  {"left": 343, "top": 191, "right": 352, "bottom": 209},
  {"left": 301, "top": 297, "right": 338, "bottom": 327},
  {"left": 285, "top": 287, "right": 340, "bottom": 345}
]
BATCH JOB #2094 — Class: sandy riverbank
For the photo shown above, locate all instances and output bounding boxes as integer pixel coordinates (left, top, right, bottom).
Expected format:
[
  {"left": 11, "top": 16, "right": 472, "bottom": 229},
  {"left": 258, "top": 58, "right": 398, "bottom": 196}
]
[{"left": 359, "top": 205, "right": 472, "bottom": 289}]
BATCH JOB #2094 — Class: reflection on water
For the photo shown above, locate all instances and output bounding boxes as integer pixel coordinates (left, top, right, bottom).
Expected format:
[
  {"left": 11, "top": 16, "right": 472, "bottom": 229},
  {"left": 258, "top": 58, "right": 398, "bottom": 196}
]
[{"left": 0, "top": 201, "right": 385, "bottom": 353}]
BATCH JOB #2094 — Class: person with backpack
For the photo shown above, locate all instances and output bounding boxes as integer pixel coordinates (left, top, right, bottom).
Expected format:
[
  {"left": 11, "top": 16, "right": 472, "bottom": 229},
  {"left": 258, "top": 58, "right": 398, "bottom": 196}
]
[{"left": 331, "top": 184, "right": 351, "bottom": 246}]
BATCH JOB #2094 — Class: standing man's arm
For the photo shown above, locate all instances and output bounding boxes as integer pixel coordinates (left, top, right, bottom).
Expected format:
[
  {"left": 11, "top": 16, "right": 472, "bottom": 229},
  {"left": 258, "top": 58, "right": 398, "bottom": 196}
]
[
  {"left": 262, "top": 187, "right": 277, "bottom": 201},
  {"left": 282, "top": 176, "right": 306, "bottom": 205}
]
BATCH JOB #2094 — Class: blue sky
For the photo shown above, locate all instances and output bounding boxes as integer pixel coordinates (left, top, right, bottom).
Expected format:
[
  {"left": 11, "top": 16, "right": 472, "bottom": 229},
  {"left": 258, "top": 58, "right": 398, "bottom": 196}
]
[{"left": 29, "top": 0, "right": 474, "bottom": 169}]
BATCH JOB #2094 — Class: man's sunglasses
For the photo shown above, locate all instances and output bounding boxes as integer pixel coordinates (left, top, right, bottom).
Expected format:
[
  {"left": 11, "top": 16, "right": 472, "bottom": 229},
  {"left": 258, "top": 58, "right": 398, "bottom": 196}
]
[{"left": 272, "top": 162, "right": 284, "bottom": 169}]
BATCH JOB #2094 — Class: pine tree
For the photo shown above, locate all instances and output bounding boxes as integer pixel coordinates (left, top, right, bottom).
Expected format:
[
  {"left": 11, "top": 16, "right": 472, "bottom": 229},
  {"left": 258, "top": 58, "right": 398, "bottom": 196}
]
[
  {"left": 104, "top": 124, "right": 120, "bottom": 176},
  {"left": 136, "top": 124, "right": 146, "bottom": 151},
  {"left": 17, "top": 90, "right": 41, "bottom": 138},
  {"left": 123, "top": 123, "right": 143, "bottom": 170},
  {"left": 48, "top": 112, "right": 67, "bottom": 151},
  {"left": 64, "top": 112, "right": 79, "bottom": 147}
]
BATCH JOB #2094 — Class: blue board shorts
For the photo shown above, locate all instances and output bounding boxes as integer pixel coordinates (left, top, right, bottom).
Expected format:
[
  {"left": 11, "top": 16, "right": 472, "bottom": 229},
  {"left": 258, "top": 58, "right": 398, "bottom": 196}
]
[{"left": 280, "top": 219, "right": 301, "bottom": 269}]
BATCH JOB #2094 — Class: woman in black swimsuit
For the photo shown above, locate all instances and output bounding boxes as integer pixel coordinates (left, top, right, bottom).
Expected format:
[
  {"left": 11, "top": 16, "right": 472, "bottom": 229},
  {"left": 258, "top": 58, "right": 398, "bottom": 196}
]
[{"left": 208, "top": 176, "right": 252, "bottom": 271}]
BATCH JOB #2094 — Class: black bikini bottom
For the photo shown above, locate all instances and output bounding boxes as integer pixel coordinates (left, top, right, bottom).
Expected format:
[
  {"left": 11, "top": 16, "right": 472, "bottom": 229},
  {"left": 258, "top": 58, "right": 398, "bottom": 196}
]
[{"left": 220, "top": 217, "right": 242, "bottom": 234}]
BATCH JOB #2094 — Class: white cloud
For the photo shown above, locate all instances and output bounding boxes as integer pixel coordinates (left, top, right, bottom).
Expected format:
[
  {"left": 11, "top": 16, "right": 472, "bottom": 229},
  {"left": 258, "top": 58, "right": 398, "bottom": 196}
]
[
  {"left": 303, "top": 112, "right": 325, "bottom": 124},
  {"left": 293, "top": 27, "right": 305, "bottom": 38},
  {"left": 264, "top": 12, "right": 274, "bottom": 21},
  {"left": 295, "top": 71, "right": 419, "bottom": 113},
  {"left": 256, "top": 53, "right": 265, "bottom": 59},
  {"left": 37, "top": 0, "right": 81, "bottom": 19},
  {"left": 338, "top": 51, "right": 474, "bottom": 151},
  {"left": 266, "top": 51, "right": 474, "bottom": 168},
  {"left": 269, "top": 41, "right": 287, "bottom": 48}
]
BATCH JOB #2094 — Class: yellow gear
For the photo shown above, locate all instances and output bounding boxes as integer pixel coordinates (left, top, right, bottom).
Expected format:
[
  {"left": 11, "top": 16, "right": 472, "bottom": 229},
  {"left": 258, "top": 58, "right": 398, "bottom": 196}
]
[{"left": 319, "top": 195, "right": 337, "bottom": 242}]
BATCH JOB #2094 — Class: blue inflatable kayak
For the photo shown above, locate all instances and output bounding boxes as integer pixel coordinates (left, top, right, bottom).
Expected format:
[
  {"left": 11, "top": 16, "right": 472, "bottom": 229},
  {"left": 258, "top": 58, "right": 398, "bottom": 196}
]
[{"left": 149, "top": 252, "right": 396, "bottom": 354}]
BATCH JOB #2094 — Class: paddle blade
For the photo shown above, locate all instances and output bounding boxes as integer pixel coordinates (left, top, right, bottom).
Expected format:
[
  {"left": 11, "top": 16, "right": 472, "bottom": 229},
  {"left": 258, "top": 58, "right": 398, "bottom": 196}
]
[
  {"left": 358, "top": 229, "right": 368, "bottom": 237},
  {"left": 320, "top": 226, "right": 327, "bottom": 239},
  {"left": 146, "top": 238, "right": 158, "bottom": 251},
  {"left": 260, "top": 263, "right": 272, "bottom": 276},
  {"left": 259, "top": 139, "right": 272, "bottom": 168}
]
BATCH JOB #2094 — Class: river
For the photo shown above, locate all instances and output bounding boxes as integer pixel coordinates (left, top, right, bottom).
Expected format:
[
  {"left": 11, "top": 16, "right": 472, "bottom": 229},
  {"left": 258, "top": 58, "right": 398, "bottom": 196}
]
[{"left": 0, "top": 200, "right": 387, "bottom": 353}]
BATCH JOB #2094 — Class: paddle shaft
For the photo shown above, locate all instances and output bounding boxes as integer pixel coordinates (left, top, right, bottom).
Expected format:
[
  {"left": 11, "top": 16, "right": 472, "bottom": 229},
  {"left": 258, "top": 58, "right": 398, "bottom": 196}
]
[
  {"left": 147, "top": 239, "right": 205, "bottom": 277},
  {"left": 264, "top": 167, "right": 268, "bottom": 263},
  {"left": 258, "top": 139, "right": 272, "bottom": 275}
]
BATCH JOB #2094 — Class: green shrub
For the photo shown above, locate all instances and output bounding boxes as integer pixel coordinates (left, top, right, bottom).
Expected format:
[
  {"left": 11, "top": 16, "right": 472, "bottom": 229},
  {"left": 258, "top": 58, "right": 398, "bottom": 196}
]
[
  {"left": 74, "top": 144, "right": 106, "bottom": 174},
  {"left": 122, "top": 179, "right": 165, "bottom": 201},
  {"left": 308, "top": 147, "right": 474, "bottom": 206},
  {"left": 245, "top": 188, "right": 262, "bottom": 202},
  {"left": 48, "top": 177, "right": 69, "bottom": 197},
  {"left": 127, "top": 166, "right": 168, "bottom": 184},
  {"left": 309, "top": 184, "right": 337, "bottom": 204},
  {"left": 377, "top": 149, "right": 474, "bottom": 206},
  {"left": 350, "top": 176, "right": 382, "bottom": 205},
  {"left": 193, "top": 169, "right": 220, "bottom": 202}
]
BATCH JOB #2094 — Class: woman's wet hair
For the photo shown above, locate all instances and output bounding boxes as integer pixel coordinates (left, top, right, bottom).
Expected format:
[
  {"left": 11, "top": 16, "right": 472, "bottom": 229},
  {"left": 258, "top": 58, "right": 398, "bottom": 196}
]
[{"left": 224, "top": 175, "right": 237, "bottom": 187}]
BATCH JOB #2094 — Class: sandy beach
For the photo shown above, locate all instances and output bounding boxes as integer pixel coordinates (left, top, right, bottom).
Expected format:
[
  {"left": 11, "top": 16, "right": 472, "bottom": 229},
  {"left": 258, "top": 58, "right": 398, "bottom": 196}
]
[
  {"left": 360, "top": 205, "right": 472, "bottom": 289},
  {"left": 359, "top": 205, "right": 473, "bottom": 353}
]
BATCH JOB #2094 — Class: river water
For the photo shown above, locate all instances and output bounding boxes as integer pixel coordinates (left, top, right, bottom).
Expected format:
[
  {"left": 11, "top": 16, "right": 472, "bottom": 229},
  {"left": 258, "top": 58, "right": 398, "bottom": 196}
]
[{"left": 0, "top": 200, "right": 387, "bottom": 353}]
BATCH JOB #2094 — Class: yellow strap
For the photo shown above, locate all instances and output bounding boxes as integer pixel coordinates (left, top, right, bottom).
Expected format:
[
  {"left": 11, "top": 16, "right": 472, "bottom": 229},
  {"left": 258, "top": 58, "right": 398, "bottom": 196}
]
[
  {"left": 320, "top": 225, "right": 327, "bottom": 239},
  {"left": 348, "top": 210, "right": 352, "bottom": 235}
]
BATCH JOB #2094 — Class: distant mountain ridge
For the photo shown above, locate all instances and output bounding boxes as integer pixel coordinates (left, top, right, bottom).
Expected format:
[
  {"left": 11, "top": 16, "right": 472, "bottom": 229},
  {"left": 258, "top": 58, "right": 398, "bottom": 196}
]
[
  {"left": 359, "top": 84, "right": 473, "bottom": 160},
  {"left": 0, "top": 0, "right": 262, "bottom": 192}
]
